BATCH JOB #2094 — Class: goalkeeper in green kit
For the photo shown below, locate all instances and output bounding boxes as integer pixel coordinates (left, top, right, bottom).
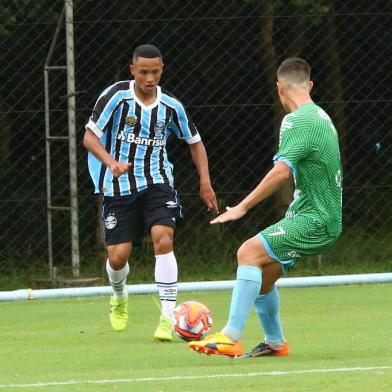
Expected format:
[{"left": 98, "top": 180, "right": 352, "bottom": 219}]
[{"left": 190, "top": 57, "right": 343, "bottom": 358}]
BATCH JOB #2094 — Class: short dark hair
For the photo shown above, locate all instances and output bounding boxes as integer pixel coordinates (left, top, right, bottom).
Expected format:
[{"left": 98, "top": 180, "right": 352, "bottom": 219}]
[
  {"left": 277, "top": 57, "right": 311, "bottom": 85},
  {"left": 133, "top": 44, "right": 162, "bottom": 63}
]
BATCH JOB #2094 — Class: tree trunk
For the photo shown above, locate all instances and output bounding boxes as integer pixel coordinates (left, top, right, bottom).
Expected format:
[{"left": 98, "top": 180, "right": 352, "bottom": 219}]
[
  {"left": 259, "top": 4, "right": 292, "bottom": 218},
  {"left": 0, "top": 97, "right": 11, "bottom": 166},
  {"left": 325, "top": 0, "right": 346, "bottom": 162},
  {"left": 285, "top": 15, "right": 305, "bottom": 59}
]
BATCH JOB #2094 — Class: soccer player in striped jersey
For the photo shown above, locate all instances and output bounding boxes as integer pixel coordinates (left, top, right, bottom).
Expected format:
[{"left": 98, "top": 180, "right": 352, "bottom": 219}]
[
  {"left": 83, "top": 44, "right": 218, "bottom": 341},
  {"left": 190, "top": 58, "right": 343, "bottom": 357}
]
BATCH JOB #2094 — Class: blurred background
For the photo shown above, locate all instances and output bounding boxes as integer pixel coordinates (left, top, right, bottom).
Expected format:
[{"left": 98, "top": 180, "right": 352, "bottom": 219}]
[{"left": 0, "top": 0, "right": 391, "bottom": 290}]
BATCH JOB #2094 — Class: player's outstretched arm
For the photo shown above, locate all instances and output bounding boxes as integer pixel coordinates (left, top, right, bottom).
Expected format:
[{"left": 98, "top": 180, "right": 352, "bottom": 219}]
[
  {"left": 83, "top": 128, "right": 132, "bottom": 178},
  {"left": 188, "top": 141, "right": 219, "bottom": 213},
  {"left": 210, "top": 161, "right": 291, "bottom": 224}
]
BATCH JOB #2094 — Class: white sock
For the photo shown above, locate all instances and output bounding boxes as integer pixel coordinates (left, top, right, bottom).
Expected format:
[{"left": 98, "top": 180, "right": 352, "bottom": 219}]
[
  {"left": 155, "top": 251, "right": 178, "bottom": 318},
  {"left": 106, "top": 259, "right": 129, "bottom": 300}
]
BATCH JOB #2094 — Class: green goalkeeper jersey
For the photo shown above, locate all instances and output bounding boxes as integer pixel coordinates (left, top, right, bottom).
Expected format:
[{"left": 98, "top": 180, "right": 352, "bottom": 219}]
[{"left": 273, "top": 103, "right": 342, "bottom": 237}]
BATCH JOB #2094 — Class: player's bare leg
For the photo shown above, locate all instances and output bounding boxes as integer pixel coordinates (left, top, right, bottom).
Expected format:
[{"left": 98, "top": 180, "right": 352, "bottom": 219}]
[
  {"left": 151, "top": 225, "right": 177, "bottom": 341},
  {"left": 106, "top": 243, "right": 132, "bottom": 331}
]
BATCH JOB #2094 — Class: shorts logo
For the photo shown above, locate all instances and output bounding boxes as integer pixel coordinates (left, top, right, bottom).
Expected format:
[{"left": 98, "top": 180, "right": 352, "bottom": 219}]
[
  {"left": 105, "top": 214, "right": 117, "bottom": 230},
  {"left": 165, "top": 201, "right": 177, "bottom": 209},
  {"left": 288, "top": 250, "right": 301, "bottom": 259},
  {"left": 269, "top": 226, "right": 285, "bottom": 237}
]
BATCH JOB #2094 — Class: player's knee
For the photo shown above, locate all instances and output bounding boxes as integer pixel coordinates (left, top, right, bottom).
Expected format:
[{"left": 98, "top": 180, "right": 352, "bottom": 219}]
[
  {"left": 237, "top": 237, "right": 270, "bottom": 267},
  {"left": 237, "top": 240, "right": 255, "bottom": 266},
  {"left": 107, "top": 243, "right": 132, "bottom": 269},
  {"left": 108, "top": 255, "right": 129, "bottom": 270},
  {"left": 153, "top": 234, "right": 173, "bottom": 254}
]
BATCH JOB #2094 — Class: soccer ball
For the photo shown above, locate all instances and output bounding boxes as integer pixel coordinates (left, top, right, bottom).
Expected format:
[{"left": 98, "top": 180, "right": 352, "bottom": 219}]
[{"left": 172, "top": 301, "right": 212, "bottom": 341}]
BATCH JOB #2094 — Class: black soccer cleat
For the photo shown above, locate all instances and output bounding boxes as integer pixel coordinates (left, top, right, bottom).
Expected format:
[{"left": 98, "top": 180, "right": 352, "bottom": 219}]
[{"left": 236, "top": 341, "right": 290, "bottom": 358}]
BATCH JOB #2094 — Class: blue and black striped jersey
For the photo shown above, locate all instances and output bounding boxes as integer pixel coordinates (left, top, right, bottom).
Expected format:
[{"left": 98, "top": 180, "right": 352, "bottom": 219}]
[{"left": 85, "top": 80, "right": 201, "bottom": 196}]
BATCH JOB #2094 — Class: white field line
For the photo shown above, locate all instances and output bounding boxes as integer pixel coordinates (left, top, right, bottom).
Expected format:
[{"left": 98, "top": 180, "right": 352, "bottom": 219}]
[{"left": 0, "top": 365, "right": 391, "bottom": 389}]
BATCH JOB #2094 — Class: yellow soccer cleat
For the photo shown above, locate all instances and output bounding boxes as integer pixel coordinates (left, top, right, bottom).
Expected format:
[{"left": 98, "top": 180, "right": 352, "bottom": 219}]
[
  {"left": 188, "top": 331, "right": 244, "bottom": 357},
  {"left": 109, "top": 295, "right": 128, "bottom": 331},
  {"left": 154, "top": 315, "right": 173, "bottom": 341}
]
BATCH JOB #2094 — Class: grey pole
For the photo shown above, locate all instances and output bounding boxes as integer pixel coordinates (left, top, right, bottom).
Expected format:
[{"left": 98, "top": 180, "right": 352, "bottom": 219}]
[
  {"left": 65, "top": 0, "right": 80, "bottom": 277},
  {"left": 44, "top": 69, "right": 54, "bottom": 280},
  {"left": 44, "top": 6, "right": 65, "bottom": 281}
]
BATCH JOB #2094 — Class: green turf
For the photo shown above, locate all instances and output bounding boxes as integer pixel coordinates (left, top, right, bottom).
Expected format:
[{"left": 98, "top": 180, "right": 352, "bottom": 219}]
[{"left": 0, "top": 284, "right": 391, "bottom": 391}]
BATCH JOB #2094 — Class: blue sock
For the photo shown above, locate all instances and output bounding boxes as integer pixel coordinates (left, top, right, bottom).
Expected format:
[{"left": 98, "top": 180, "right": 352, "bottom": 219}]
[
  {"left": 223, "top": 265, "right": 262, "bottom": 341},
  {"left": 254, "top": 286, "right": 285, "bottom": 346}
]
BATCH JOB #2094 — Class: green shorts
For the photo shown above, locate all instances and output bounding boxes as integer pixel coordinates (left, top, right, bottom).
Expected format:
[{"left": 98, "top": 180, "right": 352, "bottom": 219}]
[{"left": 257, "top": 215, "right": 338, "bottom": 273}]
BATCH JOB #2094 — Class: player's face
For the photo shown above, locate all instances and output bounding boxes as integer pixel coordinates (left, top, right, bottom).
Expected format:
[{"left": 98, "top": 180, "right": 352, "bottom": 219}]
[{"left": 130, "top": 57, "right": 164, "bottom": 96}]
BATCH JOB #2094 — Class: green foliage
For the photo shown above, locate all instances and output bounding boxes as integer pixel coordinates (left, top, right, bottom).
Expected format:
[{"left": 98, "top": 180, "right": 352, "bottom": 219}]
[
  {"left": 0, "top": 0, "right": 99, "bottom": 39},
  {"left": 290, "top": 0, "right": 330, "bottom": 25},
  {"left": 243, "top": 0, "right": 331, "bottom": 25},
  {"left": 0, "top": 3, "right": 15, "bottom": 38},
  {"left": 290, "top": 0, "right": 330, "bottom": 14},
  {"left": 0, "top": 0, "right": 60, "bottom": 38},
  {"left": 243, "top": 0, "right": 282, "bottom": 6},
  {"left": 244, "top": 0, "right": 329, "bottom": 10}
]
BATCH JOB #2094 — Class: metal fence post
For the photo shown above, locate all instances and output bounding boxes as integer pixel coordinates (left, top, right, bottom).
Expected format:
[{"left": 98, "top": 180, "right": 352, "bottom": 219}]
[{"left": 65, "top": 0, "right": 80, "bottom": 277}]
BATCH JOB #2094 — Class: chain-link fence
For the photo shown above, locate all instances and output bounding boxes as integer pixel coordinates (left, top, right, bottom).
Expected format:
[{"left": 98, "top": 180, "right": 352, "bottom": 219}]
[{"left": 1, "top": 0, "right": 391, "bottom": 290}]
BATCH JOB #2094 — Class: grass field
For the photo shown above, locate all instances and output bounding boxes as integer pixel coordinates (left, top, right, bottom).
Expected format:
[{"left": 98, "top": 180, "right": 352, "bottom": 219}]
[{"left": 0, "top": 284, "right": 391, "bottom": 391}]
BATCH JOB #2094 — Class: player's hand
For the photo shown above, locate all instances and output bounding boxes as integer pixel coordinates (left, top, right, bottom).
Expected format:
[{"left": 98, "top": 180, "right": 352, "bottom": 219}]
[
  {"left": 200, "top": 183, "right": 219, "bottom": 213},
  {"left": 109, "top": 161, "right": 132, "bottom": 178},
  {"left": 210, "top": 205, "right": 247, "bottom": 224}
]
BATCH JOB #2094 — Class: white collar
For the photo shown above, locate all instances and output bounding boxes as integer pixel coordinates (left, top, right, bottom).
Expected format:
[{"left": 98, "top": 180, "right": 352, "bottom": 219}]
[{"left": 130, "top": 80, "right": 161, "bottom": 110}]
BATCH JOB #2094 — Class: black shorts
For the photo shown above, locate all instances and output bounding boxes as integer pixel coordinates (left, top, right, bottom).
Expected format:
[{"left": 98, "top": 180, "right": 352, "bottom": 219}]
[{"left": 102, "top": 184, "right": 183, "bottom": 246}]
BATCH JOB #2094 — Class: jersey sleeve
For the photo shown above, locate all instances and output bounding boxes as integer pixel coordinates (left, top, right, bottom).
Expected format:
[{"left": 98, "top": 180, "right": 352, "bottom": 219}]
[
  {"left": 168, "top": 101, "right": 201, "bottom": 144},
  {"left": 273, "top": 114, "right": 309, "bottom": 173},
  {"left": 85, "top": 83, "right": 126, "bottom": 138}
]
